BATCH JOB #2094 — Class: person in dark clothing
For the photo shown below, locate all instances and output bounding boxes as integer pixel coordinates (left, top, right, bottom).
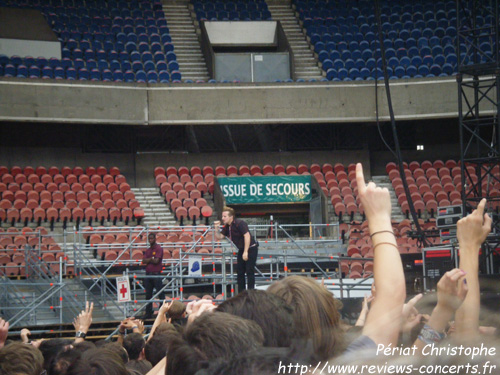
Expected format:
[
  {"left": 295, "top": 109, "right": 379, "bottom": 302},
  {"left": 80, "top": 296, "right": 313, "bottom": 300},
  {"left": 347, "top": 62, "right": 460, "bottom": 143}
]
[
  {"left": 142, "top": 233, "right": 164, "bottom": 319},
  {"left": 214, "top": 206, "right": 258, "bottom": 292}
]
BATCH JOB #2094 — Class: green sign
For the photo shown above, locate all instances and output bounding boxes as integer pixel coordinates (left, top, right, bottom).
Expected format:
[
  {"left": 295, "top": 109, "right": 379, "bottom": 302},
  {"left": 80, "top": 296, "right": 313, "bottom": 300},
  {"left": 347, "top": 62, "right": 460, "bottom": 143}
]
[{"left": 218, "top": 175, "right": 312, "bottom": 204}]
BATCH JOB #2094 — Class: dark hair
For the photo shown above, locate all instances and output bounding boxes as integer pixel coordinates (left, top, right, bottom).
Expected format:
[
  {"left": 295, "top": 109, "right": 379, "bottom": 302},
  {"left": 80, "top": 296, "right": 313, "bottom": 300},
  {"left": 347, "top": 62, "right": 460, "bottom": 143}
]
[
  {"left": 196, "top": 347, "right": 306, "bottom": 375},
  {"left": 0, "top": 342, "right": 44, "bottom": 375},
  {"left": 103, "top": 342, "right": 129, "bottom": 364},
  {"left": 168, "top": 301, "right": 186, "bottom": 319},
  {"left": 39, "top": 338, "right": 74, "bottom": 374},
  {"left": 123, "top": 332, "right": 146, "bottom": 361},
  {"left": 145, "top": 333, "right": 171, "bottom": 366},
  {"left": 217, "top": 289, "right": 295, "bottom": 347},
  {"left": 267, "top": 276, "right": 344, "bottom": 361},
  {"left": 51, "top": 348, "right": 82, "bottom": 375},
  {"left": 166, "top": 312, "right": 264, "bottom": 375},
  {"left": 67, "top": 348, "right": 129, "bottom": 375}
]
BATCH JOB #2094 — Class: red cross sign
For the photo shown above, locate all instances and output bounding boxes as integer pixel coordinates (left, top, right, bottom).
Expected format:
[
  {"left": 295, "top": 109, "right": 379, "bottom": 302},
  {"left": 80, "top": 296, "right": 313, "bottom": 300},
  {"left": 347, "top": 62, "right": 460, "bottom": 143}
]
[{"left": 116, "top": 276, "right": 131, "bottom": 302}]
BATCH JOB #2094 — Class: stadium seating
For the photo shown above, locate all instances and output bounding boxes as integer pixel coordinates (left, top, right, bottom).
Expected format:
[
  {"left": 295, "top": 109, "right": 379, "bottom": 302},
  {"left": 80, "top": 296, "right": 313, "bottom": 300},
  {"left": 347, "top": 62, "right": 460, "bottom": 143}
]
[
  {"left": 0, "top": 165, "right": 142, "bottom": 228},
  {"left": 295, "top": 0, "right": 482, "bottom": 81},
  {"left": 193, "top": 0, "right": 272, "bottom": 21},
  {"left": 0, "top": 0, "right": 180, "bottom": 82}
]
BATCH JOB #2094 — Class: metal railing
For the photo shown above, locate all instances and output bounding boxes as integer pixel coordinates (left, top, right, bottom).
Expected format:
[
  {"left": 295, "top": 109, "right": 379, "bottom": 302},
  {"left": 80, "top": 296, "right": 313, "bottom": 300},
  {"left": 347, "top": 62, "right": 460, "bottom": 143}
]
[{"left": 0, "top": 222, "right": 380, "bottom": 330}]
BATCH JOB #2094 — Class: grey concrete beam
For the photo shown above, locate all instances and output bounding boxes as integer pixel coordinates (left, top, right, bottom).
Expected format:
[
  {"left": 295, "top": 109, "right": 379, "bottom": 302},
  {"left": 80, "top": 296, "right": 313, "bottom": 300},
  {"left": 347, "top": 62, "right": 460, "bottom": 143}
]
[{"left": 0, "top": 76, "right": 496, "bottom": 125}]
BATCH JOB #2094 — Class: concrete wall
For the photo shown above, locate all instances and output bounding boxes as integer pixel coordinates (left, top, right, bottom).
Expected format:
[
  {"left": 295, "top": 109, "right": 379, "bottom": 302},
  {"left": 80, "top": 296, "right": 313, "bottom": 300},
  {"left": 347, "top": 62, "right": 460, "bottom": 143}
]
[{"left": 0, "top": 76, "right": 494, "bottom": 125}]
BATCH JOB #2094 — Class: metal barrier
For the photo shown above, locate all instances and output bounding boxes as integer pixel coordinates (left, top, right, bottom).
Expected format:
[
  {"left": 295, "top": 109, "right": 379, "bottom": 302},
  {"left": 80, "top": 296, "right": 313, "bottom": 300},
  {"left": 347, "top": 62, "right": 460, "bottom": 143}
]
[{"left": 0, "top": 222, "right": 380, "bottom": 330}]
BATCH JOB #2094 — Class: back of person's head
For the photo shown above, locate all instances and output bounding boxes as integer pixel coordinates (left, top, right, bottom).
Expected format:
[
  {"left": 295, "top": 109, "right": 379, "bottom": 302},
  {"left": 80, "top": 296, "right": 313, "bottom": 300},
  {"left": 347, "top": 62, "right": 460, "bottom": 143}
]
[
  {"left": 184, "top": 311, "right": 264, "bottom": 360},
  {"left": 126, "top": 358, "right": 152, "bottom": 375},
  {"left": 154, "top": 322, "right": 179, "bottom": 336},
  {"left": 72, "top": 341, "right": 96, "bottom": 354},
  {"left": 66, "top": 348, "right": 129, "bottom": 375},
  {"left": 51, "top": 348, "right": 82, "bottom": 375},
  {"left": 39, "top": 339, "right": 74, "bottom": 374},
  {"left": 102, "top": 342, "right": 129, "bottom": 364},
  {"left": 144, "top": 333, "right": 171, "bottom": 366},
  {"left": 0, "top": 342, "right": 44, "bottom": 375},
  {"left": 168, "top": 301, "right": 187, "bottom": 319},
  {"left": 217, "top": 289, "right": 295, "bottom": 347},
  {"left": 195, "top": 347, "right": 306, "bottom": 375},
  {"left": 267, "top": 275, "right": 343, "bottom": 360},
  {"left": 123, "top": 332, "right": 145, "bottom": 361},
  {"left": 166, "top": 312, "right": 264, "bottom": 375}
]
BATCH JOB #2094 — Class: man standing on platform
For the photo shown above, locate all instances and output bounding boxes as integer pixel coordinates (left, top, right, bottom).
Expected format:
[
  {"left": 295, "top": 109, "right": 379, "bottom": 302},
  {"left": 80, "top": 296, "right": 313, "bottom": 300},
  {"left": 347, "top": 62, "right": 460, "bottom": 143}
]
[
  {"left": 214, "top": 206, "right": 259, "bottom": 292},
  {"left": 142, "top": 232, "right": 164, "bottom": 319}
]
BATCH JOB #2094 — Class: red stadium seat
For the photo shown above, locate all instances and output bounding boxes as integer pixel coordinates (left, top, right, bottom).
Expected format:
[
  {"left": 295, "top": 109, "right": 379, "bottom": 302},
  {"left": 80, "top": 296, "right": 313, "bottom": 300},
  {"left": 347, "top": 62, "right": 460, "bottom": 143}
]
[
  {"left": 166, "top": 166, "right": 177, "bottom": 176},
  {"left": 178, "top": 166, "right": 190, "bottom": 176}
]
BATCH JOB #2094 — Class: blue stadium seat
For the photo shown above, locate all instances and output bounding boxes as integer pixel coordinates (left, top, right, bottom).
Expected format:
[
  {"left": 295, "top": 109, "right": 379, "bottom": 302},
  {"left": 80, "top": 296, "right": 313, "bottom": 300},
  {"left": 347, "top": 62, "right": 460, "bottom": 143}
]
[
  {"left": 385, "top": 48, "right": 396, "bottom": 59},
  {"left": 349, "top": 68, "right": 360, "bottom": 80},
  {"left": 74, "top": 58, "right": 85, "bottom": 69},
  {"left": 420, "top": 46, "right": 431, "bottom": 57},
  {"left": 159, "top": 70, "right": 170, "bottom": 83},
  {"left": 442, "top": 63, "right": 454, "bottom": 75},
  {"left": 337, "top": 68, "right": 348, "bottom": 80},
  {"left": 322, "top": 59, "right": 333, "bottom": 71},
  {"left": 399, "top": 56, "right": 411, "bottom": 68},
  {"left": 394, "top": 65, "right": 405, "bottom": 78},
  {"left": 423, "top": 55, "right": 434, "bottom": 66},
  {"left": 147, "top": 71, "right": 158, "bottom": 83},
  {"left": 90, "top": 68, "right": 101, "bottom": 80},
  {"left": 124, "top": 70, "right": 135, "bottom": 82},
  {"left": 355, "top": 58, "right": 365, "bottom": 69},
  {"left": 446, "top": 53, "right": 458, "bottom": 66},
  {"left": 156, "top": 61, "right": 167, "bottom": 71},
  {"left": 365, "top": 58, "right": 376, "bottom": 70},
  {"left": 78, "top": 67, "right": 89, "bottom": 80},
  {"left": 142, "top": 51, "right": 153, "bottom": 62},
  {"left": 168, "top": 61, "right": 179, "bottom": 71},
  {"left": 54, "top": 67, "right": 65, "bottom": 79},
  {"left": 154, "top": 51, "right": 166, "bottom": 63},
  {"left": 171, "top": 70, "right": 182, "bottom": 82},
  {"left": 330, "top": 50, "right": 341, "bottom": 61},
  {"left": 102, "top": 69, "right": 112, "bottom": 81},
  {"left": 406, "top": 65, "right": 417, "bottom": 77},
  {"left": 430, "top": 64, "right": 442, "bottom": 76},
  {"left": 434, "top": 54, "right": 445, "bottom": 66},
  {"left": 361, "top": 49, "right": 373, "bottom": 60},
  {"left": 370, "top": 67, "right": 382, "bottom": 79},
  {"left": 344, "top": 58, "right": 355, "bottom": 70},
  {"left": 359, "top": 67, "right": 370, "bottom": 79},
  {"left": 130, "top": 51, "right": 141, "bottom": 62},
  {"left": 112, "top": 70, "right": 124, "bottom": 81},
  {"left": 396, "top": 48, "right": 407, "bottom": 59},
  {"left": 17, "top": 64, "right": 28, "bottom": 78},
  {"left": 318, "top": 50, "right": 329, "bottom": 63},
  {"left": 387, "top": 56, "right": 399, "bottom": 69},
  {"left": 418, "top": 65, "right": 430, "bottom": 76},
  {"left": 144, "top": 60, "right": 156, "bottom": 72},
  {"left": 132, "top": 61, "right": 144, "bottom": 72}
]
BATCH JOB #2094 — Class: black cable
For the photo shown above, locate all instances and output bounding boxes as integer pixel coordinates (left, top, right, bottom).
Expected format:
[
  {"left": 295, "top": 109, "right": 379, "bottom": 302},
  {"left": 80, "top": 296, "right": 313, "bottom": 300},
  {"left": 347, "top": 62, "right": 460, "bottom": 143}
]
[
  {"left": 375, "top": 68, "right": 398, "bottom": 159},
  {"left": 374, "top": 0, "right": 430, "bottom": 247}
]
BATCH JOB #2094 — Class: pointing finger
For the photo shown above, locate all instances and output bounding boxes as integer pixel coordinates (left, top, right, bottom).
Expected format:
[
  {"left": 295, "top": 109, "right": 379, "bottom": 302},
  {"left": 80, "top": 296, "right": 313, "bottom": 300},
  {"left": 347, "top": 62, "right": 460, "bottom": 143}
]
[{"left": 356, "top": 163, "right": 366, "bottom": 194}]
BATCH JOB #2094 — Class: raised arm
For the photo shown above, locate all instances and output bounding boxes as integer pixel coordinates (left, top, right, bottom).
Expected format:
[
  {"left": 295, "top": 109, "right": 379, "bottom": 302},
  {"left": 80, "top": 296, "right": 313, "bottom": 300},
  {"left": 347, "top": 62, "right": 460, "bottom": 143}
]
[
  {"left": 414, "top": 268, "right": 468, "bottom": 351},
  {"left": 356, "top": 163, "right": 406, "bottom": 346},
  {"left": 455, "top": 198, "right": 491, "bottom": 337}
]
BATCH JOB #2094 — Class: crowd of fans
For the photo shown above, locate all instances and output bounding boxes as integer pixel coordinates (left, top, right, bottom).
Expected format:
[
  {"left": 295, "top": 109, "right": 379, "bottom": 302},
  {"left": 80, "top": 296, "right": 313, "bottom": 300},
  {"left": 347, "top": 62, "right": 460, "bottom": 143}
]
[{"left": 1, "top": 163, "right": 499, "bottom": 375}]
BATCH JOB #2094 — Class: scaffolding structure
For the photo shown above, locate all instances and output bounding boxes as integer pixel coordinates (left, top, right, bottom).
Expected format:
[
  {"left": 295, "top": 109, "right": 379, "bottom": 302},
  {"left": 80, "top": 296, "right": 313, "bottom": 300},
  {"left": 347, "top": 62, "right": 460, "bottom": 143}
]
[
  {"left": 457, "top": 0, "right": 500, "bottom": 274},
  {"left": 0, "top": 222, "right": 378, "bottom": 330}
]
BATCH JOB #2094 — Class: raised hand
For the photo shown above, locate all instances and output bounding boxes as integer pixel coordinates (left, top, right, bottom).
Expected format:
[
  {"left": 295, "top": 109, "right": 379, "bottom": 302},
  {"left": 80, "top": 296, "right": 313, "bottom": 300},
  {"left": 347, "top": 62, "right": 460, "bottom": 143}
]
[
  {"left": 457, "top": 198, "right": 492, "bottom": 250},
  {"left": 356, "top": 163, "right": 392, "bottom": 231}
]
